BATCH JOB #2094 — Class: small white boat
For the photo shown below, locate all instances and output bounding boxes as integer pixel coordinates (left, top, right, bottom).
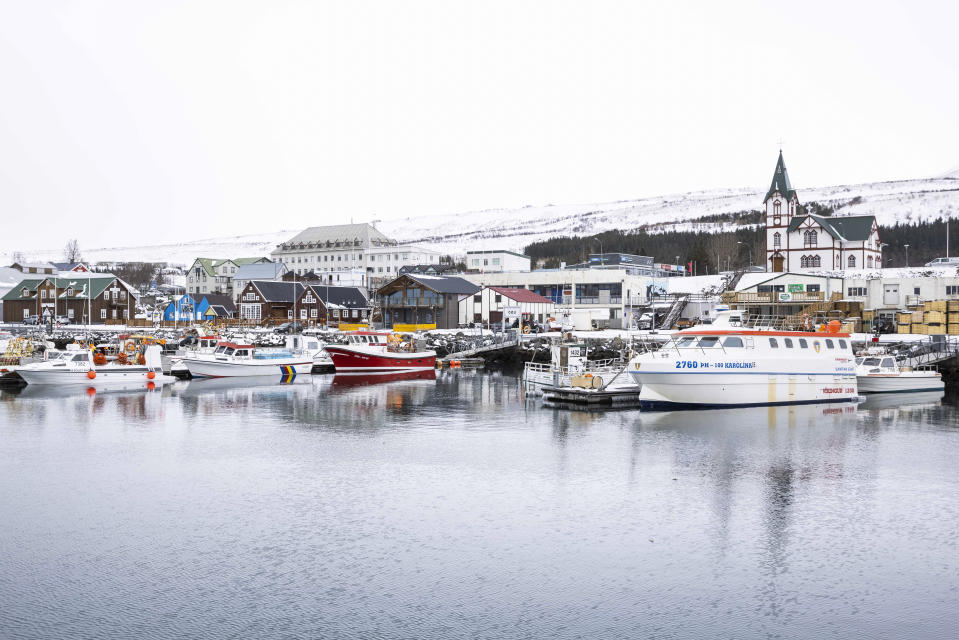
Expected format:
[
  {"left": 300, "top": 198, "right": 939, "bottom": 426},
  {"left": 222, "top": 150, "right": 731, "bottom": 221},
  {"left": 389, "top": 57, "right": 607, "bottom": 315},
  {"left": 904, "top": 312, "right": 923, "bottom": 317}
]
[
  {"left": 628, "top": 310, "right": 859, "bottom": 410},
  {"left": 17, "top": 344, "right": 174, "bottom": 386},
  {"left": 855, "top": 355, "right": 944, "bottom": 394},
  {"left": 181, "top": 339, "right": 314, "bottom": 378},
  {"left": 523, "top": 340, "right": 633, "bottom": 394}
]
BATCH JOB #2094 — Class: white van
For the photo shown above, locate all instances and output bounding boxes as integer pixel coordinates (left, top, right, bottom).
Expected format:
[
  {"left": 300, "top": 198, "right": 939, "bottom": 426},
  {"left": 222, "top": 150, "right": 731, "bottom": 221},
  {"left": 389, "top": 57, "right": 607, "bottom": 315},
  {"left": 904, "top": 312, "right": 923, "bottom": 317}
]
[{"left": 925, "top": 257, "right": 959, "bottom": 267}]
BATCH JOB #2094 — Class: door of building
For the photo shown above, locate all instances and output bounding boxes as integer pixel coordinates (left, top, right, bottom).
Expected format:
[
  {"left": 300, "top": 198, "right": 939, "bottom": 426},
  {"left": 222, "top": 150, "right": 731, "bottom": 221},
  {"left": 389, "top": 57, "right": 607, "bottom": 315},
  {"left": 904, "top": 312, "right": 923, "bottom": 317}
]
[
  {"left": 772, "top": 255, "right": 784, "bottom": 272},
  {"left": 883, "top": 284, "right": 899, "bottom": 306}
]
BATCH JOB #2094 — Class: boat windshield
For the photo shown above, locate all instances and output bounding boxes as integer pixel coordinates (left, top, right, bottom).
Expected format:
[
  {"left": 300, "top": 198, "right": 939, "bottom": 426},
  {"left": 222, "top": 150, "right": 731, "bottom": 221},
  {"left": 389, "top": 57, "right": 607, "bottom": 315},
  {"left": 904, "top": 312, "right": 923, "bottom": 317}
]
[
  {"left": 861, "top": 357, "right": 881, "bottom": 366},
  {"left": 674, "top": 336, "right": 696, "bottom": 348},
  {"left": 71, "top": 353, "right": 89, "bottom": 362},
  {"left": 881, "top": 358, "right": 895, "bottom": 368},
  {"left": 215, "top": 346, "right": 228, "bottom": 354},
  {"left": 697, "top": 336, "right": 721, "bottom": 348},
  {"left": 223, "top": 347, "right": 235, "bottom": 356}
]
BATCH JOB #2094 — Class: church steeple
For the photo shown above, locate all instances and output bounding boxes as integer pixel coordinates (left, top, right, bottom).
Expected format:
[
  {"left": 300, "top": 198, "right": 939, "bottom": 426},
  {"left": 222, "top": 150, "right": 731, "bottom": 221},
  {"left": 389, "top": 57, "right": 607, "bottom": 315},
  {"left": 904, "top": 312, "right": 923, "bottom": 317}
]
[{"left": 764, "top": 150, "right": 797, "bottom": 203}]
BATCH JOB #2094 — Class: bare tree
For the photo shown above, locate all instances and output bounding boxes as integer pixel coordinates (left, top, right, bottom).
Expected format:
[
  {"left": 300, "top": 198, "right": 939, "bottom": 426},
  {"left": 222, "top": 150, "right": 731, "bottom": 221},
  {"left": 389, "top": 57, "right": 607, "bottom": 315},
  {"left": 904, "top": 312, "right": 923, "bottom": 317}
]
[
  {"left": 63, "top": 239, "right": 83, "bottom": 263},
  {"left": 706, "top": 232, "right": 739, "bottom": 273}
]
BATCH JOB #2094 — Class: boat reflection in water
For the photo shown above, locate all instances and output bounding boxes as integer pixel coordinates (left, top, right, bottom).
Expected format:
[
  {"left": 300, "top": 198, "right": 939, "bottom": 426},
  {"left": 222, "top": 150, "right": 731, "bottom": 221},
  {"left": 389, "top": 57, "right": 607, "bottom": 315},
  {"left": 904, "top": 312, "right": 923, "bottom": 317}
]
[
  {"left": 638, "top": 400, "right": 861, "bottom": 433},
  {"left": 858, "top": 390, "right": 945, "bottom": 411},
  {"left": 330, "top": 369, "right": 437, "bottom": 389}
]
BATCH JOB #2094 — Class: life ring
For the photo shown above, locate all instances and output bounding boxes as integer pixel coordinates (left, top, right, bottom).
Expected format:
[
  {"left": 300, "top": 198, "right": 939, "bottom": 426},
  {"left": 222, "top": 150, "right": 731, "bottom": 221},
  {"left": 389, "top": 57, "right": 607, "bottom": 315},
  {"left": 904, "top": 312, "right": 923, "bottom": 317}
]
[
  {"left": 522, "top": 324, "right": 531, "bottom": 334},
  {"left": 125, "top": 342, "right": 136, "bottom": 352}
]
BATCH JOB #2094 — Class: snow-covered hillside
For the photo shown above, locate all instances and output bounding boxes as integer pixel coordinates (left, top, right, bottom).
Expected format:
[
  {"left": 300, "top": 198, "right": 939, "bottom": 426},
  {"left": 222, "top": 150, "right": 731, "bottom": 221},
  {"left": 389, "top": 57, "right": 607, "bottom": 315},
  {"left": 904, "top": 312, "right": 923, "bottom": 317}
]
[{"left": 3, "top": 174, "right": 957, "bottom": 266}]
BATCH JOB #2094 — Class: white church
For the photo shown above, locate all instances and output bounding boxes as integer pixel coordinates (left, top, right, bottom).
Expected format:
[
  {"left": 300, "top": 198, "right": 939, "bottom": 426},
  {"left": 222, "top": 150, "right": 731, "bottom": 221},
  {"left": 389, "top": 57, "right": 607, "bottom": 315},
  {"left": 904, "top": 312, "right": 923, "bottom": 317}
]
[{"left": 764, "top": 152, "right": 882, "bottom": 272}]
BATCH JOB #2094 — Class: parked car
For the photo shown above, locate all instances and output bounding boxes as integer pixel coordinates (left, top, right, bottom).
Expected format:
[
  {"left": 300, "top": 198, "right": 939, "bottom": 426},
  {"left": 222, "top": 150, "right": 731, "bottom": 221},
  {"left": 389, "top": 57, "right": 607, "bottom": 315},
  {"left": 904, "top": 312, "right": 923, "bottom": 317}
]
[
  {"left": 274, "top": 321, "right": 303, "bottom": 334},
  {"left": 925, "top": 257, "right": 959, "bottom": 267},
  {"left": 54, "top": 316, "right": 71, "bottom": 326},
  {"left": 23, "top": 315, "right": 39, "bottom": 325}
]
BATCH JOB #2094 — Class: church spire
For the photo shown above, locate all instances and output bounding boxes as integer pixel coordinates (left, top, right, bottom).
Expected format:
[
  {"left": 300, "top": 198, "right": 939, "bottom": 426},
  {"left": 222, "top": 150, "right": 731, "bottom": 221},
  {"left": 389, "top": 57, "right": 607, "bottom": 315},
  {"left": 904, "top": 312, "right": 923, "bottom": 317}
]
[{"left": 764, "top": 150, "right": 797, "bottom": 203}]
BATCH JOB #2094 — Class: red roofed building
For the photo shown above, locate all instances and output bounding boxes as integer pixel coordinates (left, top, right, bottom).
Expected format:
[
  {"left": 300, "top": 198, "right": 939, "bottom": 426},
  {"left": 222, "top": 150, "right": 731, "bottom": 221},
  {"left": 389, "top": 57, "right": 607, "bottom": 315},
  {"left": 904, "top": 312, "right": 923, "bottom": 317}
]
[{"left": 460, "top": 286, "right": 555, "bottom": 327}]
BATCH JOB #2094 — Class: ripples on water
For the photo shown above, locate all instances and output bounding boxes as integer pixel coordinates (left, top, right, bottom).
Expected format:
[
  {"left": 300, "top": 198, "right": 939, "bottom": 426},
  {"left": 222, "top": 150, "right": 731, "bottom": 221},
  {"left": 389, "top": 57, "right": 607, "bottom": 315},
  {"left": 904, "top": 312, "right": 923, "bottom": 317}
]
[{"left": 1, "top": 371, "right": 958, "bottom": 639}]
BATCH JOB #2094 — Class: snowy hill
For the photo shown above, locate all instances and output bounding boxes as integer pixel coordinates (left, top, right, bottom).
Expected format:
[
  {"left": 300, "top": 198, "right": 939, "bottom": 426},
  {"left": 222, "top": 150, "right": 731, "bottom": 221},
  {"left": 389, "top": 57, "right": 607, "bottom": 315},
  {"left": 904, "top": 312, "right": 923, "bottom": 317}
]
[{"left": 3, "top": 174, "right": 957, "bottom": 266}]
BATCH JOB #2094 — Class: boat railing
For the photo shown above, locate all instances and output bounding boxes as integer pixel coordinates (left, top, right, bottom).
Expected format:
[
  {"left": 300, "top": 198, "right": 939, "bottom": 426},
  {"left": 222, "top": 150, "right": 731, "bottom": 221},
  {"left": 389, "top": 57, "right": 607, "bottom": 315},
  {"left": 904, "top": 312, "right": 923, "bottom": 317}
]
[{"left": 523, "top": 358, "right": 623, "bottom": 376}]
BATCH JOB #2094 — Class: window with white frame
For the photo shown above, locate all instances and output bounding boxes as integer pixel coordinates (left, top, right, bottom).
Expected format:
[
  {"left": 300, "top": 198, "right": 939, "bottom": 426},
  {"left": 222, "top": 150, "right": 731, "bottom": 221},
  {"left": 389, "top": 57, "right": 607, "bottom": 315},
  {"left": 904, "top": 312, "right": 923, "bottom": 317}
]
[
  {"left": 847, "top": 287, "right": 866, "bottom": 297},
  {"left": 287, "top": 310, "right": 293, "bottom": 319},
  {"left": 100, "top": 309, "right": 107, "bottom": 319},
  {"left": 310, "top": 309, "right": 317, "bottom": 318}
]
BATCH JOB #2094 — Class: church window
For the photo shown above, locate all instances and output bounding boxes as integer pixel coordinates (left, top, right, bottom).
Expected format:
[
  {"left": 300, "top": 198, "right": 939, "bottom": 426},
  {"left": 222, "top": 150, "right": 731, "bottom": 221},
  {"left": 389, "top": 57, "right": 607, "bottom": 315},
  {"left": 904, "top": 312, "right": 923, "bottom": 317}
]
[
  {"left": 813, "top": 255, "right": 821, "bottom": 267},
  {"left": 802, "top": 230, "right": 817, "bottom": 248},
  {"left": 773, "top": 232, "right": 781, "bottom": 248},
  {"left": 867, "top": 255, "right": 873, "bottom": 268},
  {"left": 774, "top": 201, "right": 781, "bottom": 216},
  {"left": 800, "top": 255, "right": 808, "bottom": 268},
  {"left": 848, "top": 255, "right": 856, "bottom": 268}
]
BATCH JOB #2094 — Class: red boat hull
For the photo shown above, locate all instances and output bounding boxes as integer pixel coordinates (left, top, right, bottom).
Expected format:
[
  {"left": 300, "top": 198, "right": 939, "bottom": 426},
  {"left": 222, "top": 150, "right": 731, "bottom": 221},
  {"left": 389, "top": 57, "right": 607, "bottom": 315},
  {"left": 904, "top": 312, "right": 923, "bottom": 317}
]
[{"left": 325, "top": 345, "right": 437, "bottom": 371}]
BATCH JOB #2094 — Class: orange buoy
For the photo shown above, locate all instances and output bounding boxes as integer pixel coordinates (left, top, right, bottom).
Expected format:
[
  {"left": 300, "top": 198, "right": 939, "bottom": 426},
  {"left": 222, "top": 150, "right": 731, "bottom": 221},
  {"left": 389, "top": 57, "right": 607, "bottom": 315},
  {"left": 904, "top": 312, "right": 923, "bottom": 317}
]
[
  {"left": 147, "top": 381, "right": 156, "bottom": 391},
  {"left": 87, "top": 370, "right": 96, "bottom": 379},
  {"left": 147, "top": 371, "right": 156, "bottom": 380}
]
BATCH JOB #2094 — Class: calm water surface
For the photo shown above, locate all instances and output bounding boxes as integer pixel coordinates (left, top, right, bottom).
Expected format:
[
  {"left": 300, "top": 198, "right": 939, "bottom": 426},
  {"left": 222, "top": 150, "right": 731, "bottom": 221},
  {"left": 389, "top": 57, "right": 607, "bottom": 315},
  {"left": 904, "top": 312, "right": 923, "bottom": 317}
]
[{"left": 1, "top": 371, "right": 958, "bottom": 639}]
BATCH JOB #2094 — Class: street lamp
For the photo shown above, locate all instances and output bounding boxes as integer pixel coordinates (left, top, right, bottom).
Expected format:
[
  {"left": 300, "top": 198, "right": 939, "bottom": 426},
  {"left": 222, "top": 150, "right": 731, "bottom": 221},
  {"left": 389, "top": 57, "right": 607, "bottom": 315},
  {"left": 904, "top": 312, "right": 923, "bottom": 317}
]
[
  {"left": 904, "top": 244, "right": 910, "bottom": 268},
  {"left": 737, "top": 241, "right": 753, "bottom": 269}
]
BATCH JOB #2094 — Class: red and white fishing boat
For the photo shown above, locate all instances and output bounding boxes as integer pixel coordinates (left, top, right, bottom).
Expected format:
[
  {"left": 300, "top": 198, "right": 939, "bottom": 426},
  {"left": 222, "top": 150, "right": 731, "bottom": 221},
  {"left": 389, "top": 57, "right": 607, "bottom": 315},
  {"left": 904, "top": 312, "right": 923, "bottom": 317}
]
[
  {"left": 325, "top": 331, "right": 436, "bottom": 372},
  {"left": 629, "top": 310, "right": 859, "bottom": 409}
]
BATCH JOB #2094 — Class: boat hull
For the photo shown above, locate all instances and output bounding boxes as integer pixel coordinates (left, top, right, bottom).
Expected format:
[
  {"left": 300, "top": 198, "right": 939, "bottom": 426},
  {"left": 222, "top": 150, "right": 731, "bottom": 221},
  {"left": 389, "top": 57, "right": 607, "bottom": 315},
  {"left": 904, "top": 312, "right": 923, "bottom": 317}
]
[
  {"left": 182, "top": 358, "right": 313, "bottom": 378},
  {"left": 325, "top": 345, "right": 436, "bottom": 371},
  {"left": 17, "top": 367, "right": 173, "bottom": 386},
  {"left": 857, "top": 373, "right": 945, "bottom": 394},
  {"left": 630, "top": 370, "right": 859, "bottom": 410}
]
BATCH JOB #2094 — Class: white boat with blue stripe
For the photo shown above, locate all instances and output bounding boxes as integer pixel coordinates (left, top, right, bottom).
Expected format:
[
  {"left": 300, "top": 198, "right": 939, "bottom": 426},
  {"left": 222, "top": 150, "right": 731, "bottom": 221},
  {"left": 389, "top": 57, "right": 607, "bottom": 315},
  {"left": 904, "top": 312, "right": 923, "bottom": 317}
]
[{"left": 628, "top": 311, "right": 859, "bottom": 409}]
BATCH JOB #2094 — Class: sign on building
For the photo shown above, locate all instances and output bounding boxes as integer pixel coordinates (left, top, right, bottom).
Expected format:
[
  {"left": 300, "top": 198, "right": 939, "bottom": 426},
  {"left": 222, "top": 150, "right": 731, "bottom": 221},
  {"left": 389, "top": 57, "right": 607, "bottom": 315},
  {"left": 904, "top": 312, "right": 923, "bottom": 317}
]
[{"left": 503, "top": 305, "right": 522, "bottom": 320}]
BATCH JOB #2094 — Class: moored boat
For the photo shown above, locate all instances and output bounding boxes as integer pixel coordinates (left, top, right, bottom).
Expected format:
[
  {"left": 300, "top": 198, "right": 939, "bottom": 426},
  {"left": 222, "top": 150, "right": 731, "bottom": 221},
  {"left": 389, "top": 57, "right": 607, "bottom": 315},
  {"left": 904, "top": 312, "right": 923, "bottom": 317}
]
[
  {"left": 628, "top": 311, "right": 859, "bottom": 410},
  {"left": 325, "top": 331, "right": 436, "bottom": 372},
  {"left": 855, "top": 354, "right": 944, "bottom": 393},
  {"left": 17, "top": 344, "right": 174, "bottom": 386},
  {"left": 181, "top": 339, "right": 314, "bottom": 378}
]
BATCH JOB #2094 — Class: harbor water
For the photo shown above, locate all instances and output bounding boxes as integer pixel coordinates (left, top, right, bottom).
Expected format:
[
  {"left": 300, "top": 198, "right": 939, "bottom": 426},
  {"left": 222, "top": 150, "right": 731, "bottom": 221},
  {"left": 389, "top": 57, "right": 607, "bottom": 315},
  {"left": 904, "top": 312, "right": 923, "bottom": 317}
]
[{"left": 2, "top": 371, "right": 958, "bottom": 639}]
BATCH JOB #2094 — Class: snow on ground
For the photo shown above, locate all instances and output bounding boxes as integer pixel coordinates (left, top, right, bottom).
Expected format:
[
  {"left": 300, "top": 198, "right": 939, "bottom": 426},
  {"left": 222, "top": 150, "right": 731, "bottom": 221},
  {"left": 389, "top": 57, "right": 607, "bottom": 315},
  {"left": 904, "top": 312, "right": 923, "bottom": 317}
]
[
  {"left": 666, "top": 275, "right": 726, "bottom": 295},
  {"left": 2, "top": 173, "right": 957, "bottom": 265}
]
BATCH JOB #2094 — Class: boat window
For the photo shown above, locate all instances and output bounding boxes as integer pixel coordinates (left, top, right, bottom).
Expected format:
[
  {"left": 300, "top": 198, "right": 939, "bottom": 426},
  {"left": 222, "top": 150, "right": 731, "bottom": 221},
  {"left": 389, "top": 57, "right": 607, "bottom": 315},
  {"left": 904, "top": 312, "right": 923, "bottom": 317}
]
[
  {"left": 855, "top": 357, "right": 863, "bottom": 365},
  {"left": 674, "top": 336, "right": 696, "bottom": 348},
  {"left": 215, "top": 346, "right": 227, "bottom": 354},
  {"left": 698, "top": 337, "right": 720, "bottom": 348},
  {"left": 825, "top": 339, "right": 834, "bottom": 349},
  {"left": 799, "top": 338, "right": 808, "bottom": 349},
  {"left": 768, "top": 338, "right": 779, "bottom": 348},
  {"left": 783, "top": 338, "right": 794, "bottom": 348},
  {"left": 723, "top": 337, "right": 744, "bottom": 348},
  {"left": 224, "top": 347, "right": 235, "bottom": 356},
  {"left": 881, "top": 358, "right": 895, "bottom": 368},
  {"left": 71, "top": 353, "right": 89, "bottom": 362},
  {"left": 839, "top": 339, "right": 848, "bottom": 349},
  {"left": 235, "top": 350, "right": 248, "bottom": 357},
  {"left": 862, "top": 357, "right": 881, "bottom": 366}
]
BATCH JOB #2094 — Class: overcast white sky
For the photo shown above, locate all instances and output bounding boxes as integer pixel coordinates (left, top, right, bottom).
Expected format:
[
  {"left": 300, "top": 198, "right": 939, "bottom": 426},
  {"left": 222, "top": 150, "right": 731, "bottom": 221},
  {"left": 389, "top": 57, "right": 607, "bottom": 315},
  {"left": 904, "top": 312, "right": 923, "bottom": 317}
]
[{"left": 1, "top": 0, "right": 957, "bottom": 253}]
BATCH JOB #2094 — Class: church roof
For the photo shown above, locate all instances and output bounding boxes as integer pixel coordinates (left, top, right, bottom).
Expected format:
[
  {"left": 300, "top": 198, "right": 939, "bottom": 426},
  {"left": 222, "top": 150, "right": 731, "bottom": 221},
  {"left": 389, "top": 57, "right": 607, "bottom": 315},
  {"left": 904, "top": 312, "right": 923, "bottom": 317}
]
[
  {"left": 764, "top": 151, "right": 798, "bottom": 203},
  {"left": 787, "top": 214, "right": 877, "bottom": 242}
]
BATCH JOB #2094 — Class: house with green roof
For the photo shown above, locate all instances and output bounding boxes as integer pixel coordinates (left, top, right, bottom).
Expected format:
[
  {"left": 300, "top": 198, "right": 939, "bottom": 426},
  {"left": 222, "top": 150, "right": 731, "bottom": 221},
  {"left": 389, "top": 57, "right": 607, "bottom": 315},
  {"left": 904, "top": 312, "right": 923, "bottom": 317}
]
[
  {"left": 185, "top": 257, "right": 272, "bottom": 298},
  {"left": 2, "top": 275, "right": 139, "bottom": 324},
  {"left": 764, "top": 151, "right": 881, "bottom": 272}
]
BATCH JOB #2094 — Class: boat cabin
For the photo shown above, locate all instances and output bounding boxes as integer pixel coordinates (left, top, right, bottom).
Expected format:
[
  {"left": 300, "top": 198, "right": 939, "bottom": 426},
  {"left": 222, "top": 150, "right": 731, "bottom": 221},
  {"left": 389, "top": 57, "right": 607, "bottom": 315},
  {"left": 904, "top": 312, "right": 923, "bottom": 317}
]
[
  {"left": 346, "top": 331, "right": 391, "bottom": 347},
  {"left": 213, "top": 342, "right": 256, "bottom": 359}
]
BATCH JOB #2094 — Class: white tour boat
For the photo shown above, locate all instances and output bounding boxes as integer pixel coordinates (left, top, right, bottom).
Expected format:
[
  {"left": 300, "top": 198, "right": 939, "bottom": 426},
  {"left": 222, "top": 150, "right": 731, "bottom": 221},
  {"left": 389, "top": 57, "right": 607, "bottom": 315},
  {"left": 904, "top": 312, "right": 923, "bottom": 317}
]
[
  {"left": 180, "top": 339, "right": 315, "bottom": 378},
  {"left": 628, "top": 311, "right": 859, "bottom": 409},
  {"left": 17, "top": 344, "right": 174, "bottom": 386},
  {"left": 325, "top": 331, "right": 436, "bottom": 372},
  {"left": 855, "top": 354, "right": 944, "bottom": 394}
]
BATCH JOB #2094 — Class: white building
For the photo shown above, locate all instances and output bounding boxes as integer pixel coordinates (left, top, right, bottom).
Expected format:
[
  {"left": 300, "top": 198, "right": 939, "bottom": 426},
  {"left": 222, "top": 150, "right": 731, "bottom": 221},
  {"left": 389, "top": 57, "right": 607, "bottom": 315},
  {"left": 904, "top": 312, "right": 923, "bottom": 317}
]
[
  {"left": 459, "top": 286, "right": 555, "bottom": 326},
  {"left": 272, "top": 223, "right": 442, "bottom": 283},
  {"left": 466, "top": 250, "right": 531, "bottom": 273},
  {"left": 186, "top": 257, "right": 272, "bottom": 297},
  {"left": 764, "top": 151, "right": 882, "bottom": 273}
]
